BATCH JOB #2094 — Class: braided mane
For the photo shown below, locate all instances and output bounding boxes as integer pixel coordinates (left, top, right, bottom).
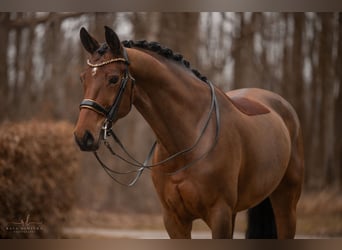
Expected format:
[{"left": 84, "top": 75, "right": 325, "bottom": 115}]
[{"left": 122, "top": 40, "right": 208, "bottom": 83}]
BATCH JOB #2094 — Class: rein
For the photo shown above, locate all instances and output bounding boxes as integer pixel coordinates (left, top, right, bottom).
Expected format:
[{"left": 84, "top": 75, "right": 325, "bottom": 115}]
[
  {"left": 79, "top": 48, "right": 220, "bottom": 187},
  {"left": 96, "top": 80, "right": 220, "bottom": 187}
]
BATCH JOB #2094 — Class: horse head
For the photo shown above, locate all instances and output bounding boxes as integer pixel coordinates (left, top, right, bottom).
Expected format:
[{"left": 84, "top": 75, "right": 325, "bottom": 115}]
[{"left": 74, "top": 27, "right": 135, "bottom": 151}]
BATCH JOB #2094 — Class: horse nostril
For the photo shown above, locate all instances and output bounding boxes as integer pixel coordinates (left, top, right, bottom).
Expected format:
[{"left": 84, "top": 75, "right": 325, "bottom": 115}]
[
  {"left": 74, "top": 130, "right": 97, "bottom": 151},
  {"left": 83, "top": 130, "right": 94, "bottom": 149}
]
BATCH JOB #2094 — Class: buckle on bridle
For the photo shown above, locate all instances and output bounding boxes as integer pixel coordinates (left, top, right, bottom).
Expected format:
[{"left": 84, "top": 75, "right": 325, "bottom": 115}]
[{"left": 102, "top": 120, "right": 112, "bottom": 140}]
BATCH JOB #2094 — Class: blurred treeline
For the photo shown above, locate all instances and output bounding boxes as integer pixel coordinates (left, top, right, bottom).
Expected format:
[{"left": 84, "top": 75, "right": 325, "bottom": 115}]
[{"left": 0, "top": 12, "right": 341, "bottom": 213}]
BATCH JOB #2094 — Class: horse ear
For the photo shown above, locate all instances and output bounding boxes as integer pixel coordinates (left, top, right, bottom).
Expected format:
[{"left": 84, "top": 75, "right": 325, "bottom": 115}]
[
  {"left": 104, "top": 26, "right": 122, "bottom": 56},
  {"left": 80, "top": 27, "right": 100, "bottom": 54}
]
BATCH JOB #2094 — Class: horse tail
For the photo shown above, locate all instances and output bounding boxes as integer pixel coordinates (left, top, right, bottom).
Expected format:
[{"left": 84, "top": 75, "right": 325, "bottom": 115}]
[{"left": 245, "top": 197, "right": 277, "bottom": 239}]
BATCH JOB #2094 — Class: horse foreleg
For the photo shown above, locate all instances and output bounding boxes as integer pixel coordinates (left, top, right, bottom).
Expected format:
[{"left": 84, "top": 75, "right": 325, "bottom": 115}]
[
  {"left": 207, "top": 202, "right": 234, "bottom": 239},
  {"left": 163, "top": 212, "right": 192, "bottom": 239}
]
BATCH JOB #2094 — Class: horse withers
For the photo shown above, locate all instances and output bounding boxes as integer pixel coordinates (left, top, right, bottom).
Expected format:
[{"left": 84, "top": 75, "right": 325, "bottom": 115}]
[{"left": 74, "top": 26, "right": 304, "bottom": 239}]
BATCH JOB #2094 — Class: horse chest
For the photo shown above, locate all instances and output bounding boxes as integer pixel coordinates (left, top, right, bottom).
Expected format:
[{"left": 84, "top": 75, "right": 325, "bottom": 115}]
[{"left": 162, "top": 180, "right": 205, "bottom": 219}]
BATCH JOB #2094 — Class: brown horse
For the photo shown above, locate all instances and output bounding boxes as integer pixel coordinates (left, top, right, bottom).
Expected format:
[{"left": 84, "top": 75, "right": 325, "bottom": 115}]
[{"left": 74, "top": 26, "right": 304, "bottom": 239}]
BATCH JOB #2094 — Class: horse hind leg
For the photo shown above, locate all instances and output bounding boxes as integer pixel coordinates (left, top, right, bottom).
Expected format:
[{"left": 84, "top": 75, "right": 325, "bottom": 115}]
[
  {"left": 246, "top": 160, "right": 303, "bottom": 239},
  {"left": 269, "top": 130, "right": 304, "bottom": 239},
  {"left": 269, "top": 177, "right": 302, "bottom": 239},
  {"left": 245, "top": 197, "right": 277, "bottom": 239},
  {"left": 246, "top": 129, "right": 304, "bottom": 239}
]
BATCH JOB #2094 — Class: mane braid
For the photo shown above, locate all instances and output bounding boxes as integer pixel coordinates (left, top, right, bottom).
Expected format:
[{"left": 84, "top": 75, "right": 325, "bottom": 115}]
[{"left": 122, "top": 40, "right": 208, "bottom": 83}]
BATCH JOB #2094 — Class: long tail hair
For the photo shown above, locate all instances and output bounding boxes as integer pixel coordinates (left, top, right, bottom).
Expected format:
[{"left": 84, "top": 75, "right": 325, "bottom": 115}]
[{"left": 245, "top": 197, "right": 277, "bottom": 238}]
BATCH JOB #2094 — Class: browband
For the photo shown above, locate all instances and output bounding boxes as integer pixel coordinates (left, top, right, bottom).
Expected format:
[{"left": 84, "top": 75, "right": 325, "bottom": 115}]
[
  {"left": 87, "top": 46, "right": 130, "bottom": 68},
  {"left": 87, "top": 58, "right": 127, "bottom": 67}
]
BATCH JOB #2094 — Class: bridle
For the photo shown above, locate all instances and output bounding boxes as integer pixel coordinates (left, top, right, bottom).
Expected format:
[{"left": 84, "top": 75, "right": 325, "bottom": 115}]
[
  {"left": 79, "top": 48, "right": 135, "bottom": 136},
  {"left": 79, "top": 47, "right": 220, "bottom": 187}
]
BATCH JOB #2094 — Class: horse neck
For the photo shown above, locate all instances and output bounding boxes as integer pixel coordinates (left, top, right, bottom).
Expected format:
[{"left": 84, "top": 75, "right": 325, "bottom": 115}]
[{"left": 127, "top": 48, "right": 212, "bottom": 154}]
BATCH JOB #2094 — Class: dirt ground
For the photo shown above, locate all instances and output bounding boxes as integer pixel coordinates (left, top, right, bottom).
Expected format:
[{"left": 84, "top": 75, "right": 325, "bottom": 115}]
[
  {"left": 63, "top": 189, "right": 342, "bottom": 238},
  {"left": 296, "top": 189, "right": 342, "bottom": 237}
]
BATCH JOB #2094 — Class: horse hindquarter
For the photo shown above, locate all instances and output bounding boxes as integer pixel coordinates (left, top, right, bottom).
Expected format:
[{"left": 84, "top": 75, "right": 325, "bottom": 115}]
[{"left": 228, "top": 88, "right": 304, "bottom": 239}]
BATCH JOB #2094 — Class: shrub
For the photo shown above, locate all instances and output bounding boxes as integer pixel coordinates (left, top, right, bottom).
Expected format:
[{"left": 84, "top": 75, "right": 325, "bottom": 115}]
[{"left": 0, "top": 120, "right": 79, "bottom": 238}]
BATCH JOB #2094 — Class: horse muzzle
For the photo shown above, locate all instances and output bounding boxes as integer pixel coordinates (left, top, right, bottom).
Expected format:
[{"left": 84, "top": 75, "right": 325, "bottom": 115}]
[{"left": 74, "top": 130, "right": 100, "bottom": 152}]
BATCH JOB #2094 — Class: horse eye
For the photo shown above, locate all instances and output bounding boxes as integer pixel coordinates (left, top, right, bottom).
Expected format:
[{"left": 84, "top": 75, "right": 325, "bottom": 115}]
[{"left": 109, "top": 75, "right": 119, "bottom": 85}]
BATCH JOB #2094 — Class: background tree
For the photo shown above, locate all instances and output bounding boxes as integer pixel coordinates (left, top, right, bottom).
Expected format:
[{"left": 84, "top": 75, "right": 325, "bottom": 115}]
[{"left": 0, "top": 12, "right": 341, "bottom": 214}]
